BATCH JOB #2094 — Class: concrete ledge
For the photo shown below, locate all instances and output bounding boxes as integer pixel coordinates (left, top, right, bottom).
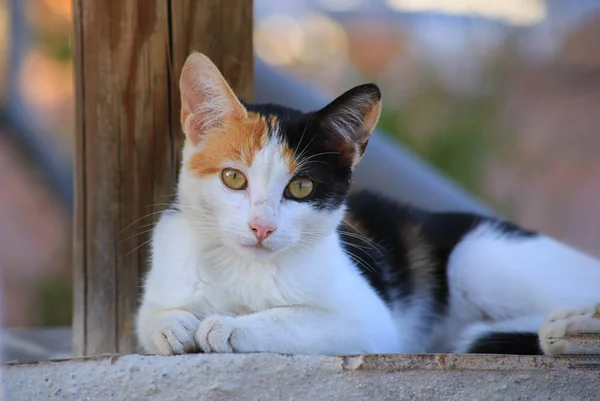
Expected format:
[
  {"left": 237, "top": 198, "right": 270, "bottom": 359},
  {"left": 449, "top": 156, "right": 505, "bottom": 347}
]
[{"left": 4, "top": 353, "right": 600, "bottom": 400}]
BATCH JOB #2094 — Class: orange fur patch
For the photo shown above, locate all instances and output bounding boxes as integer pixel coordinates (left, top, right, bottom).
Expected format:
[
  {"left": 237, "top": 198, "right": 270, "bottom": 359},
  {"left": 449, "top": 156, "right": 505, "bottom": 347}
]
[
  {"left": 188, "top": 112, "right": 270, "bottom": 176},
  {"left": 363, "top": 101, "right": 382, "bottom": 135},
  {"left": 360, "top": 101, "right": 381, "bottom": 156}
]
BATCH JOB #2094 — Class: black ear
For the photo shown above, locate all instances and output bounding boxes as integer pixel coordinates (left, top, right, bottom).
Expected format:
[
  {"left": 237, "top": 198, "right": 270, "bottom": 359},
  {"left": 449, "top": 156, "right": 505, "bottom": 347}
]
[{"left": 316, "top": 83, "right": 382, "bottom": 167}]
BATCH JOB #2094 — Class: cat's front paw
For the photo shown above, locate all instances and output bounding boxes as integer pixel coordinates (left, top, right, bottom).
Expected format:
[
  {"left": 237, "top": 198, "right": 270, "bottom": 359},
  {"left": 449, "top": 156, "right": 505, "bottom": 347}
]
[
  {"left": 540, "top": 303, "right": 600, "bottom": 356},
  {"left": 143, "top": 310, "right": 201, "bottom": 356},
  {"left": 195, "top": 315, "right": 256, "bottom": 353}
]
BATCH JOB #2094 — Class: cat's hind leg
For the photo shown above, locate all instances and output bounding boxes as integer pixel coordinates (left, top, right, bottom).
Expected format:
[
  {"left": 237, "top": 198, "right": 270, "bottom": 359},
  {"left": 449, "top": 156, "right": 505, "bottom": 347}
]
[
  {"left": 540, "top": 303, "right": 600, "bottom": 356},
  {"left": 452, "top": 305, "right": 600, "bottom": 355},
  {"left": 452, "top": 316, "right": 545, "bottom": 355},
  {"left": 448, "top": 226, "right": 600, "bottom": 323}
]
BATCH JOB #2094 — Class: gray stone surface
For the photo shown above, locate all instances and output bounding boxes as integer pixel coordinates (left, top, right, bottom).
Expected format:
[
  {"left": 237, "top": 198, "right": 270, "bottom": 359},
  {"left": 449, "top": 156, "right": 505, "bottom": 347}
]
[{"left": 4, "top": 353, "right": 600, "bottom": 401}]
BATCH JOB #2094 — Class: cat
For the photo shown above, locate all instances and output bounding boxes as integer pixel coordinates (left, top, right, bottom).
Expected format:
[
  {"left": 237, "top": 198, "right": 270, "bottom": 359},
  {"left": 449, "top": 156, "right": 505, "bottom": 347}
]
[{"left": 135, "top": 51, "right": 600, "bottom": 357}]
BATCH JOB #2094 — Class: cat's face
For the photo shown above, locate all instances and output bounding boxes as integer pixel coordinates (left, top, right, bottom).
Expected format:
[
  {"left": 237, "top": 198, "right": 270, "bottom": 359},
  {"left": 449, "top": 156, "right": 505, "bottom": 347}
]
[{"left": 177, "top": 52, "right": 381, "bottom": 260}]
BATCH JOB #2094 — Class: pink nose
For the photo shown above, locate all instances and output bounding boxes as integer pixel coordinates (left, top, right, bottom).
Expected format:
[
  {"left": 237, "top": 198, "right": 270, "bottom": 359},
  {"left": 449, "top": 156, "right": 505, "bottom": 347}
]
[{"left": 249, "top": 222, "right": 275, "bottom": 242}]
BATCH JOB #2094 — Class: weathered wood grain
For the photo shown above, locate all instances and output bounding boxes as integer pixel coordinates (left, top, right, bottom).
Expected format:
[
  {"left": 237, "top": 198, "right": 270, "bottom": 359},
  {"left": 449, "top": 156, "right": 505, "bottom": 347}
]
[
  {"left": 73, "top": 0, "right": 253, "bottom": 356},
  {"left": 72, "top": 0, "right": 86, "bottom": 358},
  {"left": 168, "top": 0, "right": 254, "bottom": 162}
]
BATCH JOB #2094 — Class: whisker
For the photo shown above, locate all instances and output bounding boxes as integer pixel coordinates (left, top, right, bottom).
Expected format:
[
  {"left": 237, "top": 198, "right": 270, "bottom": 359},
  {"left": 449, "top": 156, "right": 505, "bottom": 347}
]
[
  {"left": 144, "top": 203, "right": 178, "bottom": 209},
  {"left": 296, "top": 151, "right": 341, "bottom": 171},
  {"left": 294, "top": 114, "right": 317, "bottom": 161},
  {"left": 119, "top": 210, "right": 165, "bottom": 235},
  {"left": 340, "top": 220, "right": 386, "bottom": 255},
  {"left": 119, "top": 238, "right": 153, "bottom": 260},
  {"left": 300, "top": 151, "right": 341, "bottom": 162},
  {"left": 295, "top": 130, "right": 319, "bottom": 163},
  {"left": 343, "top": 248, "right": 376, "bottom": 273},
  {"left": 340, "top": 241, "right": 381, "bottom": 267},
  {"left": 297, "top": 160, "right": 330, "bottom": 169},
  {"left": 339, "top": 239, "right": 372, "bottom": 252},
  {"left": 338, "top": 231, "right": 385, "bottom": 256},
  {"left": 118, "top": 228, "right": 156, "bottom": 245}
]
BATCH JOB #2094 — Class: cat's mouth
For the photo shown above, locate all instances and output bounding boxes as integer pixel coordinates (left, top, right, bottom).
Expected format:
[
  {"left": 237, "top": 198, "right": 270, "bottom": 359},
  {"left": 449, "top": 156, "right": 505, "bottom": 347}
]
[{"left": 241, "top": 243, "right": 274, "bottom": 253}]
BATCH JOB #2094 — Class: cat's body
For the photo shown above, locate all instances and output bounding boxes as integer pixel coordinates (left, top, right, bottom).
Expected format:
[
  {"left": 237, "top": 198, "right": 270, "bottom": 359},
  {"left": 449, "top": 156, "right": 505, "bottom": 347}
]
[
  {"left": 343, "top": 191, "right": 600, "bottom": 354},
  {"left": 136, "top": 52, "right": 600, "bottom": 357}
]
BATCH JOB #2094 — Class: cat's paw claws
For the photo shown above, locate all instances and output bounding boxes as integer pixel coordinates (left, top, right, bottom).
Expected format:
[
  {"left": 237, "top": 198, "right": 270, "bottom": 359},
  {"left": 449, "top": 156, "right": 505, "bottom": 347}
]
[
  {"left": 196, "top": 315, "right": 244, "bottom": 353},
  {"left": 540, "top": 303, "right": 600, "bottom": 356},
  {"left": 149, "top": 310, "right": 201, "bottom": 356}
]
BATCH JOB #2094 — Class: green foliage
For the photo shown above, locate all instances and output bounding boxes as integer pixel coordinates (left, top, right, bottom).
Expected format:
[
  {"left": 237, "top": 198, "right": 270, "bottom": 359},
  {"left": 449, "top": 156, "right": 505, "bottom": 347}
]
[
  {"left": 377, "top": 80, "right": 504, "bottom": 197},
  {"left": 33, "top": 19, "right": 73, "bottom": 64},
  {"left": 39, "top": 32, "right": 73, "bottom": 63},
  {"left": 36, "top": 274, "right": 73, "bottom": 326}
]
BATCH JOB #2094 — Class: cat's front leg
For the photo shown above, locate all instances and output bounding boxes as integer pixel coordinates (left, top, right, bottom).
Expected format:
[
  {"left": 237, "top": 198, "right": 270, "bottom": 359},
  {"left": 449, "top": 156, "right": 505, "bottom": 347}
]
[
  {"left": 195, "top": 306, "right": 394, "bottom": 355},
  {"left": 137, "top": 309, "right": 201, "bottom": 355},
  {"left": 195, "top": 315, "right": 242, "bottom": 353},
  {"left": 135, "top": 211, "right": 205, "bottom": 355},
  {"left": 195, "top": 309, "right": 339, "bottom": 354}
]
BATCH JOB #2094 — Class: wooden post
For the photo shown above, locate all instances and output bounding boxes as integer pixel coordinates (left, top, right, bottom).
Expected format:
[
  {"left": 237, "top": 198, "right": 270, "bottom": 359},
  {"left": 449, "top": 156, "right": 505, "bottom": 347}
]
[{"left": 73, "top": 0, "right": 253, "bottom": 357}]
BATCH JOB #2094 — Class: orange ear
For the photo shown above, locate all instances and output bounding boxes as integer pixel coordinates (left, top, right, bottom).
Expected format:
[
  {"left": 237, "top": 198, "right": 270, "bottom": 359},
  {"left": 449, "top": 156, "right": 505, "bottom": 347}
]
[{"left": 179, "top": 52, "right": 247, "bottom": 145}]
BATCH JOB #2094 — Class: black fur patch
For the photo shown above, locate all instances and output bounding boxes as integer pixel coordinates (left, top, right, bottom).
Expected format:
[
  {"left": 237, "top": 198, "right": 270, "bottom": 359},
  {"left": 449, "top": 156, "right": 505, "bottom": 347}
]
[
  {"left": 343, "top": 191, "right": 487, "bottom": 312},
  {"left": 339, "top": 191, "right": 540, "bottom": 316},
  {"left": 243, "top": 103, "right": 352, "bottom": 211},
  {"left": 244, "top": 97, "right": 541, "bottom": 329},
  {"left": 493, "top": 220, "right": 538, "bottom": 238},
  {"left": 343, "top": 191, "right": 425, "bottom": 305},
  {"left": 466, "top": 332, "right": 543, "bottom": 355},
  {"left": 243, "top": 84, "right": 380, "bottom": 212}
]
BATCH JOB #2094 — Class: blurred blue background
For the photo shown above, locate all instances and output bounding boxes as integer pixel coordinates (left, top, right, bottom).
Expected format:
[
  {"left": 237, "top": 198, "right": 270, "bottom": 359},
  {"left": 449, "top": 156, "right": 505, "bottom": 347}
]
[{"left": 1, "top": 0, "right": 600, "bottom": 328}]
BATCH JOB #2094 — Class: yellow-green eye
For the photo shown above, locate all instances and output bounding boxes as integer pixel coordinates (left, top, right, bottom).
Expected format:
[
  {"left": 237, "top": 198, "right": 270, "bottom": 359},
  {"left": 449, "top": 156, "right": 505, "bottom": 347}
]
[
  {"left": 221, "top": 168, "right": 247, "bottom": 190},
  {"left": 286, "top": 178, "right": 314, "bottom": 199}
]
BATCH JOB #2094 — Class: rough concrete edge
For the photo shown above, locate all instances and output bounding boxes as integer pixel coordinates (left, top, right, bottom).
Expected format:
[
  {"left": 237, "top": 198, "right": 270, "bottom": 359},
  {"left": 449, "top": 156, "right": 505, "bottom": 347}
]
[
  {"left": 6, "top": 353, "right": 600, "bottom": 401},
  {"left": 6, "top": 352, "right": 600, "bottom": 372}
]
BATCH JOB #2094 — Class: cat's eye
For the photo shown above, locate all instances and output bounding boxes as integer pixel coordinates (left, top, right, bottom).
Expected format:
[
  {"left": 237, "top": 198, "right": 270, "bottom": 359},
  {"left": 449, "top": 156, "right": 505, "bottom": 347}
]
[
  {"left": 221, "top": 168, "right": 247, "bottom": 190},
  {"left": 286, "top": 178, "right": 314, "bottom": 199}
]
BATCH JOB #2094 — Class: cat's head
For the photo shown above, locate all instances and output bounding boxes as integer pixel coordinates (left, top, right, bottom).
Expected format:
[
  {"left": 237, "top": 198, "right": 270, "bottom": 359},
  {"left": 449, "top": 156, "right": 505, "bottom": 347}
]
[{"left": 177, "top": 52, "right": 381, "bottom": 260}]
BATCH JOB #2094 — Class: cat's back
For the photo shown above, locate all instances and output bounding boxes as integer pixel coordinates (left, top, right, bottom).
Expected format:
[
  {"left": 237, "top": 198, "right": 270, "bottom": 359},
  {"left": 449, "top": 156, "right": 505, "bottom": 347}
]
[
  {"left": 342, "top": 189, "right": 489, "bottom": 257},
  {"left": 344, "top": 190, "right": 494, "bottom": 239},
  {"left": 340, "top": 190, "right": 495, "bottom": 307}
]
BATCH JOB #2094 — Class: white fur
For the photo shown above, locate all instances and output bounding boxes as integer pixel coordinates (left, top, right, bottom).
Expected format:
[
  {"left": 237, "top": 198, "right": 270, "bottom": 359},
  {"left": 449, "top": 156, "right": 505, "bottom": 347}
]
[
  {"left": 139, "top": 63, "right": 600, "bottom": 355},
  {"left": 539, "top": 303, "right": 600, "bottom": 355},
  {"left": 138, "top": 142, "right": 600, "bottom": 356},
  {"left": 136, "top": 137, "right": 399, "bottom": 355},
  {"left": 439, "top": 223, "right": 600, "bottom": 354}
]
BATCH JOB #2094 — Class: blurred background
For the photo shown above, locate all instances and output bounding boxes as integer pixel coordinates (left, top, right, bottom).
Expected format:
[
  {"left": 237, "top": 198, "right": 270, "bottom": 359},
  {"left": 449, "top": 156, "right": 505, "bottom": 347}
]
[{"left": 1, "top": 0, "right": 600, "bottom": 328}]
